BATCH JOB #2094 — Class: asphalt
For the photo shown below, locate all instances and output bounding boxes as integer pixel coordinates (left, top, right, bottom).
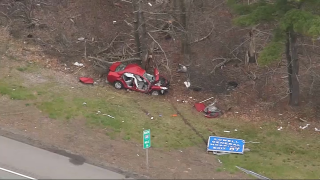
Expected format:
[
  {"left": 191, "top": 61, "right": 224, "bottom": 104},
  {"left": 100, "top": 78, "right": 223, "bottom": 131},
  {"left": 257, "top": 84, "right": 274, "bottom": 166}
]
[{"left": 0, "top": 136, "right": 127, "bottom": 179}]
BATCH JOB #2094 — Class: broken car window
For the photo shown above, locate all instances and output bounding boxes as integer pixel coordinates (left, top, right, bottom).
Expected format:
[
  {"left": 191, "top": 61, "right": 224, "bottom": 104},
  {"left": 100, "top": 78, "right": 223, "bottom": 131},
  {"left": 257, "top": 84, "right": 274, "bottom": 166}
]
[
  {"left": 115, "top": 64, "right": 126, "bottom": 72},
  {"left": 143, "top": 73, "right": 155, "bottom": 83}
]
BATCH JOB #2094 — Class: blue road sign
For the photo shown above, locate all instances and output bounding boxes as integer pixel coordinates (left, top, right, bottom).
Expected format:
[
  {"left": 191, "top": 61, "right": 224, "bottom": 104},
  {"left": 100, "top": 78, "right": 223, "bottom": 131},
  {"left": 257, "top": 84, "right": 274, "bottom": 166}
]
[{"left": 207, "top": 136, "right": 245, "bottom": 154}]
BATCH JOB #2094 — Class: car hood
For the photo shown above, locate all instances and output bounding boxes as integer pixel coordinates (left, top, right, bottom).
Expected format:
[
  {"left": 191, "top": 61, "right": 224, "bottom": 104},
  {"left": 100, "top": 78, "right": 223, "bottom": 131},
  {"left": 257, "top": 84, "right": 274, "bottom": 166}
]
[{"left": 109, "top": 62, "right": 122, "bottom": 72}]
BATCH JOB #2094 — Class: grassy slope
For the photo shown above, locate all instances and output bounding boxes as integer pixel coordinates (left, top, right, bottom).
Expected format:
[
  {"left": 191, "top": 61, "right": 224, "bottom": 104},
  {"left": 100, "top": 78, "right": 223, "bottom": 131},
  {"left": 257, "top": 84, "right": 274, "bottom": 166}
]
[{"left": 0, "top": 62, "right": 320, "bottom": 179}]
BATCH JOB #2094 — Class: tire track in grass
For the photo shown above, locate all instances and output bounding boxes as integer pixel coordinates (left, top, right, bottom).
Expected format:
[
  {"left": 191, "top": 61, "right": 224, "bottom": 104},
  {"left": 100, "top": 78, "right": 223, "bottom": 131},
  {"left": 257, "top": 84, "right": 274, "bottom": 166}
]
[{"left": 171, "top": 102, "right": 213, "bottom": 145}]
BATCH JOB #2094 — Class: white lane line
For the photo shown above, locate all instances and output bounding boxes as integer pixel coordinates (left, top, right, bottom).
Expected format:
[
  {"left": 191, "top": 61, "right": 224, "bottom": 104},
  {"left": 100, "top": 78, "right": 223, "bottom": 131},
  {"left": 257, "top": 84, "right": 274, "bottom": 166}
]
[{"left": 0, "top": 167, "right": 37, "bottom": 180}]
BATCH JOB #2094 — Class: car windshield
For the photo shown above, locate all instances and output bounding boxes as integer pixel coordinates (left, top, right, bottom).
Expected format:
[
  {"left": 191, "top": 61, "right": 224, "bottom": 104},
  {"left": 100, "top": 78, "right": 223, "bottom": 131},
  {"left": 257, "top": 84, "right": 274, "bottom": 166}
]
[
  {"left": 115, "top": 64, "right": 126, "bottom": 72},
  {"left": 143, "top": 73, "right": 155, "bottom": 82}
]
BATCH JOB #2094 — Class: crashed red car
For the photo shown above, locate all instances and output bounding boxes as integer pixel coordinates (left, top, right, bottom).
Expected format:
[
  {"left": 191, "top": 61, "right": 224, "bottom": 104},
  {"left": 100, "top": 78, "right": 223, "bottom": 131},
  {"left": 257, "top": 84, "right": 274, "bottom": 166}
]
[{"left": 107, "top": 62, "right": 169, "bottom": 95}]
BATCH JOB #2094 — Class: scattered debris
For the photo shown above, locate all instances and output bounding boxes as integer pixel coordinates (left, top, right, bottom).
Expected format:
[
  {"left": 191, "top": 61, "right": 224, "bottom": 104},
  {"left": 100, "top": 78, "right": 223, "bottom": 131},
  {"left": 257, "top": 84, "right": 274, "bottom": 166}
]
[
  {"left": 83, "top": 102, "right": 87, "bottom": 105},
  {"left": 224, "top": 130, "right": 230, "bottom": 133},
  {"left": 74, "top": 62, "right": 84, "bottom": 67},
  {"left": 234, "top": 129, "right": 238, "bottom": 131},
  {"left": 137, "top": 154, "right": 139, "bottom": 156},
  {"left": 299, "top": 118, "right": 307, "bottom": 122},
  {"left": 77, "top": 37, "right": 85, "bottom": 41},
  {"left": 112, "top": 21, "right": 117, "bottom": 24},
  {"left": 299, "top": 124, "right": 310, "bottom": 130},
  {"left": 194, "top": 99, "right": 222, "bottom": 118},
  {"left": 278, "top": 113, "right": 283, "bottom": 116},
  {"left": 184, "top": 81, "right": 191, "bottom": 88},
  {"left": 277, "top": 126, "right": 283, "bottom": 131},
  {"left": 159, "top": 114, "right": 162, "bottom": 117},
  {"left": 148, "top": 2, "right": 152, "bottom": 6},
  {"left": 172, "top": 114, "right": 178, "bottom": 117},
  {"left": 315, "top": 128, "right": 320, "bottom": 132},
  {"left": 235, "top": 112, "right": 239, "bottom": 114},
  {"left": 102, "top": 114, "right": 115, "bottom": 119},
  {"left": 79, "top": 77, "right": 94, "bottom": 84},
  {"left": 150, "top": 117, "right": 154, "bottom": 120},
  {"left": 218, "top": 159, "right": 222, "bottom": 163},
  {"left": 236, "top": 166, "right": 270, "bottom": 180}
]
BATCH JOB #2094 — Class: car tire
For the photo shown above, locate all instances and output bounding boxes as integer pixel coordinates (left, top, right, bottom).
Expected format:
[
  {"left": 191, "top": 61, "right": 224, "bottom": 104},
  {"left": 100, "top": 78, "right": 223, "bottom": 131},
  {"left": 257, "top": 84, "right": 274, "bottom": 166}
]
[
  {"left": 114, "top": 81, "right": 123, "bottom": 89},
  {"left": 151, "top": 90, "right": 160, "bottom": 96}
]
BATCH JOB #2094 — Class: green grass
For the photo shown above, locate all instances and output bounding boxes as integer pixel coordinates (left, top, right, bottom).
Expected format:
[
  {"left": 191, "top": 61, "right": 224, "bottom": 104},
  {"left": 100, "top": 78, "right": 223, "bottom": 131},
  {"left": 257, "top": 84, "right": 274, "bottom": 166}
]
[
  {"left": 212, "top": 121, "right": 320, "bottom": 179},
  {"left": 0, "top": 80, "right": 36, "bottom": 100},
  {"left": 1, "top": 62, "right": 320, "bottom": 179}
]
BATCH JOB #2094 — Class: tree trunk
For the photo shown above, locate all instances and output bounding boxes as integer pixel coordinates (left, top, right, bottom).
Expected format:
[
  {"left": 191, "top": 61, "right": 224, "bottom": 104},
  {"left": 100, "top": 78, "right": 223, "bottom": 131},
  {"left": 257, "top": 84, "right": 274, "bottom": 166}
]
[
  {"left": 132, "top": 0, "right": 141, "bottom": 58},
  {"left": 140, "top": 14, "right": 148, "bottom": 69},
  {"left": 132, "top": 0, "right": 148, "bottom": 70},
  {"left": 179, "top": 0, "right": 190, "bottom": 63},
  {"left": 285, "top": 30, "right": 299, "bottom": 106}
]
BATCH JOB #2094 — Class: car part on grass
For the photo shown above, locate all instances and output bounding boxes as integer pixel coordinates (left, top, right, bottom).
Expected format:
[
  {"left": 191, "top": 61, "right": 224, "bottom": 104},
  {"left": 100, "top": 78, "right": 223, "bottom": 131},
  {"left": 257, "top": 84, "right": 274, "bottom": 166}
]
[
  {"left": 194, "top": 98, "right": 222, "bottom": 118},
  {"left": 236, "top": 166, "right": 270, "bottom": 180},
  {"left": 79, "top": 77, "right": 94, "bottom": 84}
]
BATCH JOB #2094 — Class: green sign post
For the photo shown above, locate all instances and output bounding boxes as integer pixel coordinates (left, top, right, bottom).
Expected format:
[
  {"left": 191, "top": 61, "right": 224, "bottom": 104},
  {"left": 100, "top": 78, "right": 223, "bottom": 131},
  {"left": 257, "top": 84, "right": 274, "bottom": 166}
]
[
  {"left": 143, "top": 129, "right": 151, "bottom": 149},
  {"left": 143, "top": 129, "right": 151, "bottom": 170}
]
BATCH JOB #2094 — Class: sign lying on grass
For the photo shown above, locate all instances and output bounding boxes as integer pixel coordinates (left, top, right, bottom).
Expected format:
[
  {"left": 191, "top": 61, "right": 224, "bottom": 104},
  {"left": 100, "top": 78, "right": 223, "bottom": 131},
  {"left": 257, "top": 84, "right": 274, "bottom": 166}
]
[{"left": 207, "top": 136, "right": 245, "bottom": 154}]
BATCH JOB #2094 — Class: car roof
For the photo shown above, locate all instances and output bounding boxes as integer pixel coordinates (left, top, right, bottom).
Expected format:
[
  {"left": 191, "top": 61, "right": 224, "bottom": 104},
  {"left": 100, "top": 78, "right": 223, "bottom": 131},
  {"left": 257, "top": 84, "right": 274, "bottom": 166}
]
[{"left": 124, "top": 63, "right": 146, "bottom": 76}]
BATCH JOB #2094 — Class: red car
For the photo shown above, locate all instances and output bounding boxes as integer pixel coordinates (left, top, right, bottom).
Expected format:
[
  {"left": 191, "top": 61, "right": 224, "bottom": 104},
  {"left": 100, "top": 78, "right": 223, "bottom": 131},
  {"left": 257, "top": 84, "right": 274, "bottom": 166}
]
[{"left": 107, "top": 62, "right": 169, "bottom": 95}]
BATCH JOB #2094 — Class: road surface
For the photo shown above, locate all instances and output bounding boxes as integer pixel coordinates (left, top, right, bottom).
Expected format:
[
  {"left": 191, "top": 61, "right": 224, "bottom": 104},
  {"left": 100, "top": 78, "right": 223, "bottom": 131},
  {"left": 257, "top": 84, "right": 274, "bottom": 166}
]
[{"left": 0, "top": 136, "right": 127, "bottom": 179}]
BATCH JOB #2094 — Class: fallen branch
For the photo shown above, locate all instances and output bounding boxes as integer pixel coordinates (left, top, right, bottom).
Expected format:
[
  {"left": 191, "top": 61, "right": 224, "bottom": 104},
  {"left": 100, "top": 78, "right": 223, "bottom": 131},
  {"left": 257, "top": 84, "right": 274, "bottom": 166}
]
[
  {"left": 189, "top": 25, "right": 215, "bottom": 44},
  {"left": 147, "top": 32, "right": 169, "bottom": 66},
  {"left": 96, "top": 33, "right": 120, "bottom": 55},
  {"left": 88, "top": 56, "right": 141, "bottom": 65},
  {"left": 210, "top": 58, "right": 230, "bottom": 74}
]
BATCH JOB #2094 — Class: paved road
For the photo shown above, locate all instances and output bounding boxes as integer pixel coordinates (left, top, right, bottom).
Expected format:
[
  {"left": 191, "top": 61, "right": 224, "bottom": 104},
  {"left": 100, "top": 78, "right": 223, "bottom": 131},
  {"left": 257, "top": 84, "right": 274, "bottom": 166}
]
[{"left": 0, "top": 136, "right": 127, "bottom": 179}]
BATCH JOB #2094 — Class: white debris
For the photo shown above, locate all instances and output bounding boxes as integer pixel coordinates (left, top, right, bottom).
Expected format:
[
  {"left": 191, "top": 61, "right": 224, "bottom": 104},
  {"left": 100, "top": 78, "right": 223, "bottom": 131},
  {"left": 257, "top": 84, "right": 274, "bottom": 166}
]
[
  {"left": 235, "top": 112, "right": 239, "bottom": 114},
  {"left": 315, "top": 128, "right": 320, "bottom": 132},
  {"left": 218, "top": 159, "right": 222, "bottom": 163},
  {"left": 184, "top": 81, "right": 191, "bottom": 88},
  {"left": 71, "top": 87, "right": 74, "bottom": 89},
  {"left": 122, "top": 121, "right": 124, "bottom": 123},
  {"left": 148, "top": 2, "right": 152, "bottom": 6},
  {"left": 299, "top": 124, "right": 310, "bottom": 130},
  {"left": 150, "top": 117, "right": 154, "bottom": 120},
  {"left": 189, "top": 97, "right": 192, "bottom": 99},
  {"left": 113, "top": 21, "right": 117, "bottom": 24},
  {"left": 83, "top": 102, "right": 87, "bottom": 105},
  {"left": 77, "top": 37, "right": 85, "bottom": 41},
  {"left": 279, "top": 113, "right": 283, "bottom": 116},
  {"left": 277, "top": 126, "right": 283, "bottom": 131},
  {"left": 234, "top": 129, "right": 238, "bottom": 131},
  {"left": 107, "top": 114, "right": 115, "bottom": 119},
  {"left": 224, "top": 130, "right": 230, "bottom": 133},
  {"left": 74, "top": 62, "right": 84, "bottom": 67},
  {"left": 137, "top": 154, "right": 139, "bottom": 156}
]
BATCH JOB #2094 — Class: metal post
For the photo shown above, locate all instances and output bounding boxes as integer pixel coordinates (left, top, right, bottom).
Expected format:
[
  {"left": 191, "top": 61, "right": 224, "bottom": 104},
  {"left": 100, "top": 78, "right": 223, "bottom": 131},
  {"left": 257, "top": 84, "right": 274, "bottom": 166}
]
[{"left": 146, "top": 148, "right": 149, "bottom": 171}]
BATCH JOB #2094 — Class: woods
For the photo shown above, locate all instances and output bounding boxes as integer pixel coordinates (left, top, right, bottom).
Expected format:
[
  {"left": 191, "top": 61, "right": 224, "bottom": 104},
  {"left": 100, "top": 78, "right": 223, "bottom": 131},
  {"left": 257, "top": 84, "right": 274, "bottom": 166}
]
[{"left": 229, "top": 0, "right": 320, "bottom": 106}]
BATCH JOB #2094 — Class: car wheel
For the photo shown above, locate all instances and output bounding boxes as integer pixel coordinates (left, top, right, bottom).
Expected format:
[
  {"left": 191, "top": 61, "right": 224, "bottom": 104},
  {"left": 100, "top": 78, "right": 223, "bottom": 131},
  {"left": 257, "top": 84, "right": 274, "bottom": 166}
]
[
  {"left": 151, "top": 90, "right": 159, "bottom": 96},
  {"left": 114, "top": 81, "right": 123, "bottom": 89}
]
